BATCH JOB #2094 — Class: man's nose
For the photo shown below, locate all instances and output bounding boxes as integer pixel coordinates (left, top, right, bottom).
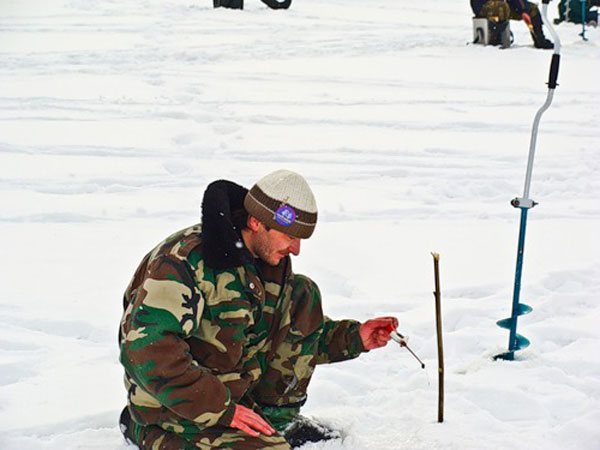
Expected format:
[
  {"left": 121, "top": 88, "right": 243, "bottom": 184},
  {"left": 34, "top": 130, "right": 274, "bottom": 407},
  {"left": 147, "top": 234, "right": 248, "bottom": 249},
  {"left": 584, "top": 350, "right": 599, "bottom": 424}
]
[{"left": 288, "top": 238, "right": 301, "bottom": 256}]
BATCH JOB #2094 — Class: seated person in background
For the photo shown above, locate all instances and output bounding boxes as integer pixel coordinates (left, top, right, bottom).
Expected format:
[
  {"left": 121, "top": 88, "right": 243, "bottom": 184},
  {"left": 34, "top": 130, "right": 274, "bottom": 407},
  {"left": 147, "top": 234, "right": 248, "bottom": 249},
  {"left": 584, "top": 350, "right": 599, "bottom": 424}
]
[{"left": 471, "top": 0, "right": 555, "bottom": 49}]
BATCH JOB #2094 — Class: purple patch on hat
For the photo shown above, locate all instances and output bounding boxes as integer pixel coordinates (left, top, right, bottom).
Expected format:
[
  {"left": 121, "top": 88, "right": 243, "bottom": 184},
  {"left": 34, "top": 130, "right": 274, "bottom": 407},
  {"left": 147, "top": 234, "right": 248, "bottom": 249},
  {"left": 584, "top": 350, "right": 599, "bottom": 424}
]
[{"left": 275, "top": 205, "right": 296, "bottom": 226}]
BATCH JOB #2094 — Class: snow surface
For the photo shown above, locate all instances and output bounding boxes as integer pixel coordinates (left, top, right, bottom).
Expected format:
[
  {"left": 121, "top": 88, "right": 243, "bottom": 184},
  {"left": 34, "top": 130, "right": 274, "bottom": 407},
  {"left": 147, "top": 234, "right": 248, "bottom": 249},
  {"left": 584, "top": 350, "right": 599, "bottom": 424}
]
[{"left": 1, "top": 0, "right": 599, "bottom": 449}]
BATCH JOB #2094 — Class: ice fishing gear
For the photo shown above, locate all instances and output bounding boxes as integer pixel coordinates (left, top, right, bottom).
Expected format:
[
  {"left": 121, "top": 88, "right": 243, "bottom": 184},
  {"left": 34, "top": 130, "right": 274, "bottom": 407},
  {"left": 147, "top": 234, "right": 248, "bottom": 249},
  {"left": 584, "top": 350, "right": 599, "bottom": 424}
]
[
  {"left": 555, "top": 0, "right": 598, "bottom": 37},
  {"left": 431, "top": 252, "right": 444, "bottom": 423},
  {"left": 472, "top": 17, "right": 513, "bottom": 47},
  {"left": 580, "top": 0, "right": 589, "bottom": 40},
  {"left": 495, "top": 0, "right": 561, "bottom": 361},
  {"left": 390, "top": 331, "right": 425, "bottom": 369}
]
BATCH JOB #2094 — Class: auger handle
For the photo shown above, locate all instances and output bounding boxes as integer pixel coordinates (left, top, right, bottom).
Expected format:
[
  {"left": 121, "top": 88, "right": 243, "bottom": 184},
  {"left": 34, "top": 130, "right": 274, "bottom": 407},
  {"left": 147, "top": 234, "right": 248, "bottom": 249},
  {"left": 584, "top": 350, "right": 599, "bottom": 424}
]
[{"left": 548, "top": 54, "right": 560, "bottom": 89}]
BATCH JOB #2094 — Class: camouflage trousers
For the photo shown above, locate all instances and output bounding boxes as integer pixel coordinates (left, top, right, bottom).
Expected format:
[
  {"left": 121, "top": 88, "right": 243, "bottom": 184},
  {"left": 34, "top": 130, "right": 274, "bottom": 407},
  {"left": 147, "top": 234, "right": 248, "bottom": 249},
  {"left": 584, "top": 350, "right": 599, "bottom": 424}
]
[
  {"left": 123, "top": 411, "right": 291, "bottom": 450},
  {"left": 479, "top": 0, "right": 540, "bottom": 22},
  {"left": 122, "top": 275, "right": 326, "bottom": 450}
]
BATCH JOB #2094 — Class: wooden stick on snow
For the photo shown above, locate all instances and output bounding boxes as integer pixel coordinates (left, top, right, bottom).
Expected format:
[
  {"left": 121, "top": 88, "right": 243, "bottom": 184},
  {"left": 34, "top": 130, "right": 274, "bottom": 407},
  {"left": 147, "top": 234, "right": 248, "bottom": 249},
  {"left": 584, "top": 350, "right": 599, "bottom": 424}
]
[{"left": 432, "top": 252, "right": 444, "bottom": 423}]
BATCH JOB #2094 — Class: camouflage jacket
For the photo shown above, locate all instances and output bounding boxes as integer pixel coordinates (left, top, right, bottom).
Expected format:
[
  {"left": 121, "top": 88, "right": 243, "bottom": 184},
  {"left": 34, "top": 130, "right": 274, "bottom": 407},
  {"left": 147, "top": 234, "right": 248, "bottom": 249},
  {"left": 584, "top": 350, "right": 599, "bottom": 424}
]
[
  {"left": 471, "top": 0, "right": 529, "bottom": 15},
  {"left": 119, "top": 181, "right": 366, "bottom": 438}
]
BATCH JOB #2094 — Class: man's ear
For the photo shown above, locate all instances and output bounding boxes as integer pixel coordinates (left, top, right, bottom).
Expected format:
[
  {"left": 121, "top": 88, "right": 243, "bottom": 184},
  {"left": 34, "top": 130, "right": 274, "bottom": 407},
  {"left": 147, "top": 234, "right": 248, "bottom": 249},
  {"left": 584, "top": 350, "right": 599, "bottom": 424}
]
[{"left": 247, "top": 215, "right": 262, "bottom": 232}]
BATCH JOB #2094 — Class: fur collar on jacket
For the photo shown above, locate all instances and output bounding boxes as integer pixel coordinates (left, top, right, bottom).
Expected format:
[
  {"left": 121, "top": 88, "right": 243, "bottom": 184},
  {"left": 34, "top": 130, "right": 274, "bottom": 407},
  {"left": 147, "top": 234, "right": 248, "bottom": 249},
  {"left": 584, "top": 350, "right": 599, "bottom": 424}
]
[{"left": 201, "top": 180, "right": 254, "bottom": 270}]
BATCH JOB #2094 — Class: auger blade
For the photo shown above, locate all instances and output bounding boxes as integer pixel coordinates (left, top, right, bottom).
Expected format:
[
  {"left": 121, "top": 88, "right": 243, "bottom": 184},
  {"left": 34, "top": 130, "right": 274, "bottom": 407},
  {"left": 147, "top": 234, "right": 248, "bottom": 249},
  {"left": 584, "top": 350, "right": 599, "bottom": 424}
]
[
  {"left": 516, "top": 303, "right": 533, "bottom": 315},
  {"left": 496, "top": 317, "right": 512, "bottom": 329},
  {"left": 496, "top": 302, "right": 532, "bottom": 330},
  {"left": 514, "top": 333, "right": 530, "bottom": 350}
]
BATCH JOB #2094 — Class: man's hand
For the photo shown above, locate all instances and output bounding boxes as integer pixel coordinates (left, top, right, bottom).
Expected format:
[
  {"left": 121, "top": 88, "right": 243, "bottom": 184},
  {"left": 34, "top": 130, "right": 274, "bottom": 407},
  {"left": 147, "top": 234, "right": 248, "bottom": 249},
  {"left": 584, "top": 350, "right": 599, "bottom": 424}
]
[
  {"left": 230, "top": 404, "right": 275, "bottom": 437},
  {"left": 359, "top": 316, "right": 399, "bottom": 350}
]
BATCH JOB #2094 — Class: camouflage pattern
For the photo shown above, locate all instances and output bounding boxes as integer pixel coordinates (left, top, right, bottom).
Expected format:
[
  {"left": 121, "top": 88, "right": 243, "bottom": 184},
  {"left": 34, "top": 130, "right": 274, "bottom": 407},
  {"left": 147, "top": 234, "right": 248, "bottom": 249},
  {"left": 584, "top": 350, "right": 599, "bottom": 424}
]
[
  {"left": 119, "top": 224, "right": 365, "bottom": 449},
  {"left": 475, "top": 0, "right": 554, "bottom": 48},
  {"left": 479, "top": 1, "right": 512, "bottom": 21},
  {"left": 478, "top": 0, "right": 541, "bottom": 22},
  {"left": 125, "top": 417, "right": 291, "bottom": 450}
]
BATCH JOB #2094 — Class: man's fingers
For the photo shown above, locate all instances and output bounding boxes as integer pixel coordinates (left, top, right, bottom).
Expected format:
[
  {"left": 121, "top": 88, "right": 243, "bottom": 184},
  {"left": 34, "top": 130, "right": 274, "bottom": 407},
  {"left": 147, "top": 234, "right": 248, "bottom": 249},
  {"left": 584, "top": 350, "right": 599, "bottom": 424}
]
[
  {"left": 361, "top": 317, "right": 400, "bottom": 350},
  {"left": 251, "top": 417, "right": 275, "bottom": 436},
  {"left": 377, "top": 336, "right": 390, "bottom": 345},
  {"left": 376, "top": 316, "right": 395, "bottom": 324},
  {"left": 242, "top": 412, "right": 274, "bottom": 436},
  {"left": 239, "top": 423, "right": 260, "bottom": 437},
  {"left": 372, "top": 316, "right": 398, "bottom": 330},
  {"left": 377, "top": 329, "right": 391, "bottom": 340},
  {"left": 231, "top": 405, "right": 275, "bottom": 436}
]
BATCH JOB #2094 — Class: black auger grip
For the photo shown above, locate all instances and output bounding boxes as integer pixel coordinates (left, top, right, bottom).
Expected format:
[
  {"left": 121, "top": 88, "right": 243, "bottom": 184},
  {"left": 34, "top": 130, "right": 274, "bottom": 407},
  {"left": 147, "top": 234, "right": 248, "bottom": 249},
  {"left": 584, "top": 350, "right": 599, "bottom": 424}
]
[{"left": 547, "top": 54, "right": 560, "bottom": 89}]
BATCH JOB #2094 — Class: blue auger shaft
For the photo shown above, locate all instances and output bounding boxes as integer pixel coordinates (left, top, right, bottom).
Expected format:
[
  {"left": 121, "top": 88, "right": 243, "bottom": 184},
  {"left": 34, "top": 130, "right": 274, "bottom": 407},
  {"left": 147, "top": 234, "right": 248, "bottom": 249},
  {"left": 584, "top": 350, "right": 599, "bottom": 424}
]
[
  {"left": 506, "top": 207, "right": 529, "bottom": 360},
  {"left": 495, "top": 0, "right": 561, "bottom": 361}
]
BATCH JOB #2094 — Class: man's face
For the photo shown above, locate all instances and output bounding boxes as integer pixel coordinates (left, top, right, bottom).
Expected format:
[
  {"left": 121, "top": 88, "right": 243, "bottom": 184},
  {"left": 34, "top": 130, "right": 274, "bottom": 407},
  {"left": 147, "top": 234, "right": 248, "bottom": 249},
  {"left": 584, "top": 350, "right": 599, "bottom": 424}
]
[{"left": 252, "top": 224, "right": 301, "bottom": 266}]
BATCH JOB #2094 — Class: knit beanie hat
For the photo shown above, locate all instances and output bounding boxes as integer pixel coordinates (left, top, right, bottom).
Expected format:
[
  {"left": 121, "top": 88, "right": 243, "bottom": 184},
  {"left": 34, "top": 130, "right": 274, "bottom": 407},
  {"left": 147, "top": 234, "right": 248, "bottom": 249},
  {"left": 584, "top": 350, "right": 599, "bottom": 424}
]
[{"left": 244, "top": 169, "right": 318, "bottom": 239}]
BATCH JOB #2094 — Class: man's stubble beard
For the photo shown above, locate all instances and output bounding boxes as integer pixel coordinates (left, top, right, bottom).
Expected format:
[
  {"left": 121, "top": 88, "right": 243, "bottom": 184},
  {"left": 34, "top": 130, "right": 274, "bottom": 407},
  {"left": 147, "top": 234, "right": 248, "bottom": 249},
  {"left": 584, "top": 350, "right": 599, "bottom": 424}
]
[{"left": 252, "top": 233, "right": 281, "bottom": 266}]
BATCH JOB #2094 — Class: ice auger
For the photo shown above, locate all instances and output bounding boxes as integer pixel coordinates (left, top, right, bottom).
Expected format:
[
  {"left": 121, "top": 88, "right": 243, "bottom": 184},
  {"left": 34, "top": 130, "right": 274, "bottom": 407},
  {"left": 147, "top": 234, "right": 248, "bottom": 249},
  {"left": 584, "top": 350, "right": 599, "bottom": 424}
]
[{"left": 495, "top": 0, "right": 562, "bottom": 361}]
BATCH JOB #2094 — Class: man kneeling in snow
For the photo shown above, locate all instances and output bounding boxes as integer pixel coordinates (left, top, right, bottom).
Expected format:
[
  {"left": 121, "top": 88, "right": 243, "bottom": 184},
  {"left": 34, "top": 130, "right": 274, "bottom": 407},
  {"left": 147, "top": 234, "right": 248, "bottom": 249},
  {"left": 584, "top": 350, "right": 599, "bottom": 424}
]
[{"left": 118, "top": 169, "right": 398, "bottom": 449}]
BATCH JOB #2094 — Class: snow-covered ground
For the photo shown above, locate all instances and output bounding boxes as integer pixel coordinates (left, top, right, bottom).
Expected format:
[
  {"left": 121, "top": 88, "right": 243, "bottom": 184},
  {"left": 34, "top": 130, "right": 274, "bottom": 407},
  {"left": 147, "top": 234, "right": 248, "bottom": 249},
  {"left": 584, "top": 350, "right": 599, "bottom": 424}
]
[{"left": 1, "top": 0, "right": 599, "bottom": 448}]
